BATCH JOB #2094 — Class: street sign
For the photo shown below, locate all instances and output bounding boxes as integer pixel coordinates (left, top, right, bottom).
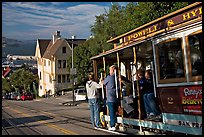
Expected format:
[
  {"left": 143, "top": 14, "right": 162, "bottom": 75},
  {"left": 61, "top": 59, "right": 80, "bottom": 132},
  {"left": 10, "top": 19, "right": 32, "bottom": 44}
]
[
  {"left": 74, "top": 77, "right": 78, "bottom": 83},
  {"left": 70, "top": 68, "right": 77, "bottom": 75}
]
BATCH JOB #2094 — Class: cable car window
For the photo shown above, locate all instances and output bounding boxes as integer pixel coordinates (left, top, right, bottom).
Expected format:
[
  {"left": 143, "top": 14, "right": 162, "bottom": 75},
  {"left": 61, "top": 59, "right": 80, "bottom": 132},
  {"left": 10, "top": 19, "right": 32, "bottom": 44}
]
[
  {"left": 157, "top": 38, "right": 184, "bottom": 80},
  {"left": 188, "top": 33, "right": 202, "bottom": 77}
]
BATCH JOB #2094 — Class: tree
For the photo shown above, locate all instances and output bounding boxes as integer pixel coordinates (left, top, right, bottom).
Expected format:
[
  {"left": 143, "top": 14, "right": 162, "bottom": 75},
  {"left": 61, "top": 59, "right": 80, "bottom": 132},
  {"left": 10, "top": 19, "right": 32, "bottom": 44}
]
[
  {"left": 72, "top": 2, "right": 192, "bottom": 85},
  {"left": 2, "top": 78, "right": 13, "bottom": 93},
  {"left": 9, "top": 68, "right": 35, "bottom": 93}
]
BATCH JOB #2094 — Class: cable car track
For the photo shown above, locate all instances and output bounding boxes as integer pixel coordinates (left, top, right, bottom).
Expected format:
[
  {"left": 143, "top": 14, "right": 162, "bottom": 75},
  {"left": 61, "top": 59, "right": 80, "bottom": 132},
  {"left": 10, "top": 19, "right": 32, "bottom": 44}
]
[
  {"left": 2, "top": 101, "right": 121, "bottom": 135},
  {"left": 2, "top": 109, "right": 44, "bottom": 135},
  {"left": 2, "top": 126, "right": 10, "bottom": 135}
]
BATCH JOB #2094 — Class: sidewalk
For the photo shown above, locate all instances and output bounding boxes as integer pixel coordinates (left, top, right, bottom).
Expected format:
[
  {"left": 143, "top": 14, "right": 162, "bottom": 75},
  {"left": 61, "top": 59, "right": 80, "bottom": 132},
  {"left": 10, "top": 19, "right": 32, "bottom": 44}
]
[{"left": 34, "top": 94, "right": 87, "bottom": 106}]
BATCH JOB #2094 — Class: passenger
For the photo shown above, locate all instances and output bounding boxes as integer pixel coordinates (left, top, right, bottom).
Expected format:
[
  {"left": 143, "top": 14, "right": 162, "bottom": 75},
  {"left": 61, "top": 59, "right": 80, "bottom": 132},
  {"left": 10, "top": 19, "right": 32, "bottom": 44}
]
[
  {"left": 120, "top": 75, "right": 132, "bottom": 96},
  {"left": 101, "top": 65, "right": 119, "bottom": 131},
  {"left": 135, "top": 70, "right": 146, "bottom": 92},
  {"left": 143, "top": 70, "right": 161, "bottom": 121},
  {"left": 134, "top": 69, "right": 146, "bottom": 119},
  {"left": 86, "top": 72, "right": 102, "bottom": 128}
]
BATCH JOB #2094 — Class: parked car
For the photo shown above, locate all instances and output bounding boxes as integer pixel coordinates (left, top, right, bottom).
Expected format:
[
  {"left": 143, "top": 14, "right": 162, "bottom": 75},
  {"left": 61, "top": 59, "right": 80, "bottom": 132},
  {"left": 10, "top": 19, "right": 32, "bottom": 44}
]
[
  {"left": 21, "top": 92, "right": 33, "bottom": 101},
  {"left": 74, "top": 88, "right": 87, "bottom": 101},
  {"left": 7, "top": 93, "right": 12, "bottom": 100},
  {"left": 9, "top": 92, "right": 17, "bottom": 100},
  {"left": 2, "top": 94, "right": 9, "bottom": 99},
  {"left": 10, "top": 93, "right": 15, "bottom": 100},
  {"left": 15, "top": 93, "right": 21, "bottom": 100},
  {"left": 12, "top": 93, "right": 18, "bottom": 100},
  {"left": 74, "top": 88, "right": 86, "bottom": 95}
]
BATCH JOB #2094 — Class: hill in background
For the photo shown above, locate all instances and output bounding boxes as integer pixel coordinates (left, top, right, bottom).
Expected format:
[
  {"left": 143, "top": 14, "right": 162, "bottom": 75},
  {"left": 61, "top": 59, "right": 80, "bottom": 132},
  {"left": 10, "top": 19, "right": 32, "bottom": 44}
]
[{"left": 2, "top": 37, "right": 36, "bottom": 57}]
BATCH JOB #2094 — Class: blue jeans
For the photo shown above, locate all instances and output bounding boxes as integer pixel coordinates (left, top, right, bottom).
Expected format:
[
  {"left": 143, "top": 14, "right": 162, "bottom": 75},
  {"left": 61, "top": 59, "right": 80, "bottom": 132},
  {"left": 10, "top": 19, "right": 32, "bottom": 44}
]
[
  {"left": 88, "top": 98, "right": 101, "bottom": 127},
  {"left": 143, "top": 92, "right": 160, "bottom": 116},
  {"left": 107, "top": 102, "right": 117, "bottom": 127}
]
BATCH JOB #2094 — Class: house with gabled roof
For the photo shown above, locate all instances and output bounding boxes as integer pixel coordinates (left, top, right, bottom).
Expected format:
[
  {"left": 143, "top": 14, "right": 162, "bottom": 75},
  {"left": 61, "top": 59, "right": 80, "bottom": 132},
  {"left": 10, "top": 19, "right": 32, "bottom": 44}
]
[{"left": 35, "top": 31, "right": 86, "bottom": 97}]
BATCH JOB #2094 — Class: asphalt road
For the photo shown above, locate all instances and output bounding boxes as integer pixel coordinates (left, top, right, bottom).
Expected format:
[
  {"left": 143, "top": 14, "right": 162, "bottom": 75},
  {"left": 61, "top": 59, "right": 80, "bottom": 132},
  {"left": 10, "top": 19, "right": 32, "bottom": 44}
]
[
  {"left": 2, "top": 92, "right": 166, "bottom": 135},
  {"left": 2, "top": 94, "right": 126, "bottom": 135}
]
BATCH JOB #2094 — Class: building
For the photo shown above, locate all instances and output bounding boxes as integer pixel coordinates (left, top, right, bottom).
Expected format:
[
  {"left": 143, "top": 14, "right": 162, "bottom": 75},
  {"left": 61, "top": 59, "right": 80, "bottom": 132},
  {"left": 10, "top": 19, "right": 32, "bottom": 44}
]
[
  {"left": 35, "top": 31, "right": 86, "bottom": 97},
  {"left": 2, "top": 67, "right": 12, "bottom": 79}
]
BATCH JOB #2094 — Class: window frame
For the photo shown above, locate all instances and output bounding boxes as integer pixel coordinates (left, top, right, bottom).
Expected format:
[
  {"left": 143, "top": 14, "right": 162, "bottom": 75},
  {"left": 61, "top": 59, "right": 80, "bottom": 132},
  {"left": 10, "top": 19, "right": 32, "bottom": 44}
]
[
  {"left": 185, "top": 30, "right": 202, "bottom": 82},
  {"left": 155, "top": 38, "right": 187, "bottom": 84},
  {"left": 48, "top": 60, "right": 50, "bottom": 66},
  {"left": 62, "top": 74, "right": 66, "bottom": 83},
  {"left": 62, "top": 47, "right": 66, "bottom": 53},
  {"left": 39, "top": 72, "right": 42, "bottom": 80},
  {"left": 49, "top": 75, "right": 52, "bottom": 83},
  {"left": 58, "top": 60, "right": 61, "bottom": 68},
  {"left": 44, "top": 59, "right": 46, "bottom": 66},
  {"left": 58, "top": 75, "right": 61, "bottom": 83},
  {"left": 62, "top": 60, "right": 66, "bottom": 68},
  {"left": 67, "top": 74, "right": 70, "bottom": 82}
]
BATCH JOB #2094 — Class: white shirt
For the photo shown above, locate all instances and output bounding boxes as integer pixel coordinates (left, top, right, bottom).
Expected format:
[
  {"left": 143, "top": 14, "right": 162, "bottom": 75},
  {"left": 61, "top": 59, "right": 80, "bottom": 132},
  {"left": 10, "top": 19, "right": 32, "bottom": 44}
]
[{"left": 86, "top": 80, "right": 102, "bottom": 99}]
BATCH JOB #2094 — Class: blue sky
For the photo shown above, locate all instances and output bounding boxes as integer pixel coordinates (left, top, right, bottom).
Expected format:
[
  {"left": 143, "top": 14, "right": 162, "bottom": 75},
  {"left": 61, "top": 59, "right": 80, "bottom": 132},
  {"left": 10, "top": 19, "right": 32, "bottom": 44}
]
[{"left": 2, "top": 2, "right": 129, "bottom": 40}]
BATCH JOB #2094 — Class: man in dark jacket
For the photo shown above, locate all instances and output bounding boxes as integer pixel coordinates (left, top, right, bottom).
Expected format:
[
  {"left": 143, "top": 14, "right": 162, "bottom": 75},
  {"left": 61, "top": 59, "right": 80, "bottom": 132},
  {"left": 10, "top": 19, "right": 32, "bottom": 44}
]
[
  {"left": 143, "top": 70, "right": 161, "bottom": 121},
  {"left": 102, "top": 65, "right": 119, "bottom": 131}
]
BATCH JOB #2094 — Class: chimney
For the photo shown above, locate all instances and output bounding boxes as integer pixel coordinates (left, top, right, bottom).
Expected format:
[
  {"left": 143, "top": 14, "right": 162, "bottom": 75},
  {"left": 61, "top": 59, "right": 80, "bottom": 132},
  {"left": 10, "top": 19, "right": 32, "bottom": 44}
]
[{"left": 53, "top": 30, "right": 61, "bottom": 44}]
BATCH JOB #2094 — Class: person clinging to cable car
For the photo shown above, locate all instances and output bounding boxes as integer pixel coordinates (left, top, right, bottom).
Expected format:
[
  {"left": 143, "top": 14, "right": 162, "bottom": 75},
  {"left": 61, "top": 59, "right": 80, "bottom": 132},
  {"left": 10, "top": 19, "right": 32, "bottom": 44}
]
[
  {"left": 143, "top": 70, "right": 161, "bottom": 121},
  {"left": 135, "top": 70, "right": 146, "bottom": 91},
  {"left": 134, "top": 69, "right": 146, "bottom": 119},
  {"left": 101, "top": 65, "right": 119, "bottom": 131},
  {"left": 86, "top": 72, "right": 103, "bottom": 128}
]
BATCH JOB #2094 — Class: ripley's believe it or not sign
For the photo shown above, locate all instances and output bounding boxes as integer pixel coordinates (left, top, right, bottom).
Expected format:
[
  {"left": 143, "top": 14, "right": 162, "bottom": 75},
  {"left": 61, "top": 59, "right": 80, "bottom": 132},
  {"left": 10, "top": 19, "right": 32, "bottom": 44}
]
[
  {"left": 122, "top": 5, "right": 202, "bottom": 44},
  {"left": 180, "top": 86, "right": 202, "bottom": 115}
]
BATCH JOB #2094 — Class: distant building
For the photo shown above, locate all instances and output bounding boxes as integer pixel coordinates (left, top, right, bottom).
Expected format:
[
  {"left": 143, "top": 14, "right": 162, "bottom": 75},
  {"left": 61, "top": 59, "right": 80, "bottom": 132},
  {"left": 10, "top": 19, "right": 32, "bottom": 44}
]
[{"left": 35, "top": 31, "right": 86, "bottom": 97}]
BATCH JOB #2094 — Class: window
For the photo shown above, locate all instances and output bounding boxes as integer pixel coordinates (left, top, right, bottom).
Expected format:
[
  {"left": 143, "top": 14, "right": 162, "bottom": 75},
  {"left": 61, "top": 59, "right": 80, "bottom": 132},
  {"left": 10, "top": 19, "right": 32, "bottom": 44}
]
[
  {"left": 44, "top": 60, "right": 46, "bottom": 66},
  {"left": 62, "top": 47, "right": 66, "bottom": 53},
  {"left": 63, "top": 60, "right": 66, "bottom": 68},
  {"left": 48, "top": 60, "right": 50, "bottom": 66},
  {"left": 58, "top": 60, "right": 61, "bottom": 68},
  {"left": 188, "top": 32, "right": 202, "bottom": 77},
  {"left": 40, "top": 85, "right": 42, "bottom": 89},
  {"left": 49, "top": 75, "right": 52, "bottom": 83},
  {"left": 67, "top": 74, "right": 70, "bottom": 82},
  {"left": 40, "top": 72, "right": 42, "bottom": 80},
  {"left": 58, "top": 75, "right": 61, "bottom": 83},
  {"left": 156, "top": 38, "right": 185, "bottom": 82},
  {"left": 62, "top": 74, "right": 66, "bottom": 83}
]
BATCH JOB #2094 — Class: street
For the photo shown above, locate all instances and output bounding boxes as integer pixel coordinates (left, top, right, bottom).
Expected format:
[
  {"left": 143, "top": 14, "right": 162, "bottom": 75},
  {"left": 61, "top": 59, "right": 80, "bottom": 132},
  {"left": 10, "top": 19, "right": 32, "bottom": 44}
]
[{"left": 2, "top": 93, "right": 122, "bottom": 135}]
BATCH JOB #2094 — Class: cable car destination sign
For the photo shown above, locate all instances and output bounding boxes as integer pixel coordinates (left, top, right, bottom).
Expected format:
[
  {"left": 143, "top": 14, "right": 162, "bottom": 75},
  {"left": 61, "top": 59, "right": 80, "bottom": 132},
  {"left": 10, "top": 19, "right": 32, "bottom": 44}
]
[{"left": 122, "top": 4, "right": 202, "bottom": 44}]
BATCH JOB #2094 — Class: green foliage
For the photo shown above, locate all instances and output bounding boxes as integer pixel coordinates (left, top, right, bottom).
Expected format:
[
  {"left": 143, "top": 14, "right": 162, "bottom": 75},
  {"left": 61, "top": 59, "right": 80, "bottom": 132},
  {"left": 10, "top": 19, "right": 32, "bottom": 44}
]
[
  {"left": 9, "top": 68, "right": 35, "bottom": 92},
  {"left": 2, "top": 78, "right": 13, "bottom": 93},
  {"left": 73, "top": 2, "right": 192, "bottom": 85}
]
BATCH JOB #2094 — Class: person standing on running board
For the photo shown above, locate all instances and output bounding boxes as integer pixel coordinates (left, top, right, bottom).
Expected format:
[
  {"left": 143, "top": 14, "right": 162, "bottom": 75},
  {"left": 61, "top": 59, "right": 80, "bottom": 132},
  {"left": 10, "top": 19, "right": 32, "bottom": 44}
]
[
  {"left": 86, "top": 73, "right": 103, "bottom": 128},
  {"left": 101, "top": 65, "right": 119, "bottom": 131}
]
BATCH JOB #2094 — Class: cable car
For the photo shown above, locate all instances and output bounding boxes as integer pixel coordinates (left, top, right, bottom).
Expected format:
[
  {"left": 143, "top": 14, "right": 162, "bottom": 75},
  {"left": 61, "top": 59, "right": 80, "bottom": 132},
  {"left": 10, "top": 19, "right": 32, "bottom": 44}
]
[{"left": 90, "top": 2, "right": 202, "bottom": 135}]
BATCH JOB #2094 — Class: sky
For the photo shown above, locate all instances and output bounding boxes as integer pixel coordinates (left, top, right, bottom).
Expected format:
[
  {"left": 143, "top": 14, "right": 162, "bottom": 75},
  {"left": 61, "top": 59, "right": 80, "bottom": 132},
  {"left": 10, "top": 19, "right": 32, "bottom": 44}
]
[{"left": 2, "top": 2, "right": 129, "bottom": 40}]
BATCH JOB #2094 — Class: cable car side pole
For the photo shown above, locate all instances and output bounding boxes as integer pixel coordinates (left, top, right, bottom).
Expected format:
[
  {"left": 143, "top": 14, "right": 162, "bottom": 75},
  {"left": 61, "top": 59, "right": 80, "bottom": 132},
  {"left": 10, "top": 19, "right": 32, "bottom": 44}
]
[
  {"left": 101, "top": 72, "right": 104, "bottom": 99},
  {"left": 132, "top": 47, "right": 136, "bottom": 98},
  {"left": 115, "top": 52, "right": 120, "bottom": 99},
  {"left": 103, "top": 51, "right": 106, "bottom": 77},
  {"left": 116, "top": 52, "right": 125, "bottom": 131},
  {"left": 101, "top": 53, "right": 109, "bottom": 128},
  {"left": 114, "top": 69, "right": 119, "bottom": 99},
  {"left": 133, "top": 46, "right": 142, "bottom": 133}
]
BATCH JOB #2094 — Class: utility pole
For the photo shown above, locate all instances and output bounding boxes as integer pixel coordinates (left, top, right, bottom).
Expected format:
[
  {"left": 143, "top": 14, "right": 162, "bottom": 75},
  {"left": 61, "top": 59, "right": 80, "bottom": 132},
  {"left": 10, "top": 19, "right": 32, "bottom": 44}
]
[
  {"left": 71, "top": 35, "right": 75, "bottom": 69},
  {"left": 71, "top": 35, "right": 75, "bottom": 106}
]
